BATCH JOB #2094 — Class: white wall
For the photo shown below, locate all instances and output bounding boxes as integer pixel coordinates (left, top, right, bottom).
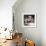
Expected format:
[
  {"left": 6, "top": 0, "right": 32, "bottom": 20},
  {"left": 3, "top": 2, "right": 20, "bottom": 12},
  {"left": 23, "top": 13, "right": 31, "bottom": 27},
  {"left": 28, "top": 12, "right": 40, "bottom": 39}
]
[
  {"left": 13, "top": 0, "right": 41, "bottom": 46},
  {"left": 0, "top": 0, "right": 16, "bottom": 30},
  {"left": 41, "top": 0, "right": 46, "bottom": 46},
  {"left": 13, "top": 0, "right": 46, "bottom": 46}
]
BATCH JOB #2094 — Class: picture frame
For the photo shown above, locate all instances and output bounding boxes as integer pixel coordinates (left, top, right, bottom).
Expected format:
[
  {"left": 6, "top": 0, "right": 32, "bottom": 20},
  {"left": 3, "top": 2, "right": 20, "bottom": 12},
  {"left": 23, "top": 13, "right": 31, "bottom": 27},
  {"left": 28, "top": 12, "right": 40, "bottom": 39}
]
[{"left": 22, "top": 12, "right": 36, "bottom": 27}]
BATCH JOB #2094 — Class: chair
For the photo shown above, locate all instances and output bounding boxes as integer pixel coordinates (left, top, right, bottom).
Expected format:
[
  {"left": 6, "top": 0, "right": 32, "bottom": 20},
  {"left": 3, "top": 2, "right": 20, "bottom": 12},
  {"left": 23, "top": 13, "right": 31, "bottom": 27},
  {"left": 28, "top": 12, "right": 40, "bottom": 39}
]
[{"left": 15, "top": 33, "right": 23, "bottom": 46}]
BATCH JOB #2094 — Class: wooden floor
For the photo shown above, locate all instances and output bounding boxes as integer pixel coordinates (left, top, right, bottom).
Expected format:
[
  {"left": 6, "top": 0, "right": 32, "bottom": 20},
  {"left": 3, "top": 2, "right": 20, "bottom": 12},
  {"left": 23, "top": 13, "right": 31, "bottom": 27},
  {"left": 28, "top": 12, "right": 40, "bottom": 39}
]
[{"left": 0, "top": 39, "right": 16, "bottom": 46}]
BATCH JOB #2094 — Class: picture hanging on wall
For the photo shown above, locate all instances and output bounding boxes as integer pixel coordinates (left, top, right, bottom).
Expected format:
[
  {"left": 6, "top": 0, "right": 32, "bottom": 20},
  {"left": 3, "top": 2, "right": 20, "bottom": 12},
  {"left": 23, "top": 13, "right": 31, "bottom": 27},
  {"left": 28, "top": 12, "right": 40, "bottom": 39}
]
[{"left": 22, "top": 13, "right": 36, "bottom": 27}]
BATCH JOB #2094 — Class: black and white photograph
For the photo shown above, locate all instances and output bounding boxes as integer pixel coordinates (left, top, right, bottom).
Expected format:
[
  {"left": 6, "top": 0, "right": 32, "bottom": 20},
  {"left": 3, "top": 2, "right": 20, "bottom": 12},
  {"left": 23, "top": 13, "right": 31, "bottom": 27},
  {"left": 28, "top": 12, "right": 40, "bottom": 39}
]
[{"left": 22, "top": 13, "right": 36, "bottom": 27}]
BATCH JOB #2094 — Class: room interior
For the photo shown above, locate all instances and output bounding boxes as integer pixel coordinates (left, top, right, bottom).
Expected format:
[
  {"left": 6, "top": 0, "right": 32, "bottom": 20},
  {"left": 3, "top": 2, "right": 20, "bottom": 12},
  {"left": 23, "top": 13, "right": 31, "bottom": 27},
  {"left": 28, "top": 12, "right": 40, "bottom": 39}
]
[{"left": 0, "top": 0, "right": 46, "bottom": 46}]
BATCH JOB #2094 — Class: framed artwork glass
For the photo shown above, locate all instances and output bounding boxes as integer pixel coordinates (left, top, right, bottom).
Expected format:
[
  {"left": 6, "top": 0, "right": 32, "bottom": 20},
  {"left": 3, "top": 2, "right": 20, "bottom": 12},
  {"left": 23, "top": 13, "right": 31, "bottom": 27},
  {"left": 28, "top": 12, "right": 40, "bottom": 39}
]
[{"left": 22, "top": 13, "right": 36, "bottom": 27}]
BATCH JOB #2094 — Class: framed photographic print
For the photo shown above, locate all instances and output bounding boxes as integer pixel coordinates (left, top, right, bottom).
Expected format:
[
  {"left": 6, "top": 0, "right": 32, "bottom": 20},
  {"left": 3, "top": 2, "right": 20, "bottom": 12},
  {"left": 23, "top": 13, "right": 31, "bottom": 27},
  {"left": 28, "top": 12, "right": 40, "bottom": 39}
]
[{"left": 22, "top": 13, "right": 36, "bottom": 27}]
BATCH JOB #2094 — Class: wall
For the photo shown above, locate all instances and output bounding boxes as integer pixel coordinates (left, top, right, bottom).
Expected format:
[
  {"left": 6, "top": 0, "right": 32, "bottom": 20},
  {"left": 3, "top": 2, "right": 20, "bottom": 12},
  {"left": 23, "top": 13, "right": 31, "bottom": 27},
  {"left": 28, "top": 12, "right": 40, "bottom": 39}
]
[
  {"left": 13, "top": 0, "right": 42, "bottom": 46},
  {"left": 41, "top": 0, "right": 46, "bottom": 46},
  {"left": 0, "top": 0, "right": 16, "bottom": 30}
]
